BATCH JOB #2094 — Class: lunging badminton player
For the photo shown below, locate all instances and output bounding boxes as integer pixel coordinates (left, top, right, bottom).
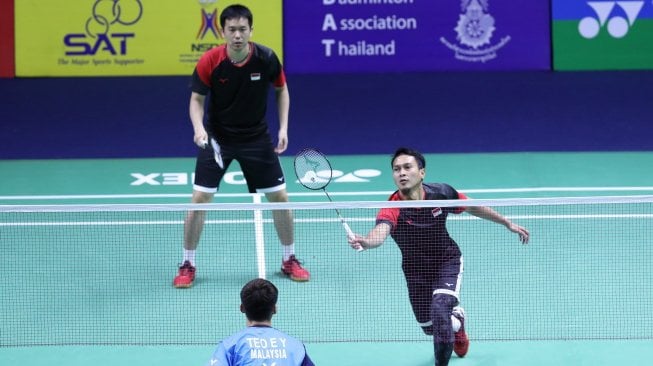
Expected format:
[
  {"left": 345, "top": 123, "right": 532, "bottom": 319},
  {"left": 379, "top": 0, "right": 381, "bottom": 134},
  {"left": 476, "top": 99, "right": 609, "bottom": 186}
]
[
  {"left": 348, "top": 147, "right": 530, "bottom": 366},
  {"left": 174, "top": 4, "right": 309, "bottom": 288}
]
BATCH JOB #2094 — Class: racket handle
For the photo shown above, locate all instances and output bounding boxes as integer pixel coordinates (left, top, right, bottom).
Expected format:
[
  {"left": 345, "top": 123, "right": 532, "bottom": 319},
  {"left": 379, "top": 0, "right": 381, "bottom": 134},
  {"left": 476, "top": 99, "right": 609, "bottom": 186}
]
[
  {"left": 342, "top": 222, "right": 364, "bottom": 252},
  {"left": 209, "top": 138, "right": 224, "bottom": 169}
]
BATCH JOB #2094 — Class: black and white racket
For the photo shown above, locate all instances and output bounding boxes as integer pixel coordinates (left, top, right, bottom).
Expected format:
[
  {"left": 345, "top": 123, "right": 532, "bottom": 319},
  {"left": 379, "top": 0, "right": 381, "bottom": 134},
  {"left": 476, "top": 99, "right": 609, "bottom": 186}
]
[{"left": 294, "top": 148, "right": 363, "bottom": 251}]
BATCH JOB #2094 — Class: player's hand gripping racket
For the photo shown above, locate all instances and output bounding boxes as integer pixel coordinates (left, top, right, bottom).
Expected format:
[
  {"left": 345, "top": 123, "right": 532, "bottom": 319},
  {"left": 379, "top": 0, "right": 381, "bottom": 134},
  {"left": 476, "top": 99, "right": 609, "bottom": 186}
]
[
  {"left": 294, "top": 148, "right": 363, "bottom": 251},
  {"left": 200, "top": 138, "right": 224, "bottom": 169}
]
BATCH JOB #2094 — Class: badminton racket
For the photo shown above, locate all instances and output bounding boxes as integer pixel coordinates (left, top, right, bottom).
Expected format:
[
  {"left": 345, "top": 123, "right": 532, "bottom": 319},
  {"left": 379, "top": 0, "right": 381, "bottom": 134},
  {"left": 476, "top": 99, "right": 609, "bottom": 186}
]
[
  {"left": 200, "top": 138, "right": 224, "bottom": 169},
  {"left": 294, "top": 148, "right": 363, "bottom": 251}
]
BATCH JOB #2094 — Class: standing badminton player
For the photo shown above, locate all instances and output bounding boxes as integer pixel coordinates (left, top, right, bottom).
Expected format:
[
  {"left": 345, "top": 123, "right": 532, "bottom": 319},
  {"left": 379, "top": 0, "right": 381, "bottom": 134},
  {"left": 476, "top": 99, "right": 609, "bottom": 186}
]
[
  {"left": 347, "top": 147, "right": 530, "bottom": 366},
  {"left": 174, "top": 4, "right": 310, "bottom": 288}
]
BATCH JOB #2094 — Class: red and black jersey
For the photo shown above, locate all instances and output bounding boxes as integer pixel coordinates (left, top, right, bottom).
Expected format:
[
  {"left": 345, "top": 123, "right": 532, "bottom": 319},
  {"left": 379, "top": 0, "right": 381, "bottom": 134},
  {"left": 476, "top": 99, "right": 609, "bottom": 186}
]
[
  {"left": 191, "top": 42, "right": 286, "bottom": 143},
  {"left": 376, "top": 183, "right": 468, "bottom": 269}
]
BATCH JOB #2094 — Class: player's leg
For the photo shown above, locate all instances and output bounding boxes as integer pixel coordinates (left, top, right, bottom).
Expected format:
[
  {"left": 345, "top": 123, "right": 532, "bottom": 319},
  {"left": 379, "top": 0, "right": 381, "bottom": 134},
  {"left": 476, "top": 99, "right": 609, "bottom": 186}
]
[
  {"left": 238, "top": 138, "right": 309, "bottom": 282},
  {"left": 431, "top": 256, "right": 465, "bottom": 365},
  {"left": 184, "top": 189, "right": 214, "bottom": 251},
  {"left": 174, "top": 189, "right": 213, "bottom": 288},
  {"left": 431, "top": 293, "right": 456, "bottom": 366},
  {"left": 265, "top": 189, "right": 308, "bottom": 281},
  {"left": 452, "top": 305, "right": 468, "bottom": 357},
  {"left": 441, "top": 256, "right": 468, "bottom": 358},
  {"left": 405, "top": 278, "right": 434, "bottom": 335},
  {"left": 174, "top": 147, "right": 227, "bottom": 288},
  {"left": 264, "top": 189, "right": 293, "bottom": 245},
  {"left": 405, "top": 275, "right": 456, "bottom": 365}
]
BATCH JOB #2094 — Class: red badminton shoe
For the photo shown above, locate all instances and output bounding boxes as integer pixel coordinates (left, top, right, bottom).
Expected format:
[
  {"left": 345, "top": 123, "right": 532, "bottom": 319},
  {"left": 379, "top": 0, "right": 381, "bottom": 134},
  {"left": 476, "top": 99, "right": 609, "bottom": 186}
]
[
  {"left": 453, "top": 306, "right": 469, "bottom": 357},
  {"left": 173, "top": 261, "right": 196, "bottom": 288},
  {"left": 281, "top": 255, "right": 310, "bottom": 282}
]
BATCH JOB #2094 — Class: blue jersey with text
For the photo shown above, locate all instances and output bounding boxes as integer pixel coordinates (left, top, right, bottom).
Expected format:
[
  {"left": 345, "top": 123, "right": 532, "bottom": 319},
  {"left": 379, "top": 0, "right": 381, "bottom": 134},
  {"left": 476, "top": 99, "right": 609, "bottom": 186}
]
[{"left": 207, "top": 325, "right": 314, "bottom": 366}]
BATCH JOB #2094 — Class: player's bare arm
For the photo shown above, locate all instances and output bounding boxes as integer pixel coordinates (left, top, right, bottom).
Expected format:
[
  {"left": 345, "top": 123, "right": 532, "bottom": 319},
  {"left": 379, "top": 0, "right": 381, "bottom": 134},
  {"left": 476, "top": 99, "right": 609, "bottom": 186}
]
[
  {"left": 465, "top": 206, "right": 530, "bottom": 244},
  {"left": 189, "top": 92, "right": 208, "bottom": 147},
  {"left": 275, "top": 84, "right": 289, "bottom": 154},
  {"left": 349, "top": 222, "right": 391, "bottom": 250}
]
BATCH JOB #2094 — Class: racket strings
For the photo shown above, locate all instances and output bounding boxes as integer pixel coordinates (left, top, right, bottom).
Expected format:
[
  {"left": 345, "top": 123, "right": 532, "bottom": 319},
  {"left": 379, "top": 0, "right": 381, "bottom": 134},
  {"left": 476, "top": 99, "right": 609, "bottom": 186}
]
[
  {"left": 293, "top": 148, "right": 360, "bottom": 248},
  {"left": 294, "top": 149, "right": 333, "bottom": 190}
]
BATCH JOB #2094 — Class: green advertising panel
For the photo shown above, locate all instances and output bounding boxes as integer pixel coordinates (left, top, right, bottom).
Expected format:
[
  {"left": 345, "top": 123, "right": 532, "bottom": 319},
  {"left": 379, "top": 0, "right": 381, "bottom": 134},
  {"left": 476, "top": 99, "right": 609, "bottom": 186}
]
[{"left": 553, "top": 1, "right": 653, "bottom": 70}]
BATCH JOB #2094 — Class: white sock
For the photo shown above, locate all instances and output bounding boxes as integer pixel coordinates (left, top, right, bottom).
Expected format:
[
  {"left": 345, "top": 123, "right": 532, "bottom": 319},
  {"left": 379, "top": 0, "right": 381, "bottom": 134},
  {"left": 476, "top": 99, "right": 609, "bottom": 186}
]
[
  {"left": 451, "top": 315, "right": 461, "bottom": 332},
  {"left": 183, "top": 249, "right": 196, "bottom": 266},
  {"left": 282, "top": 244, "right": 295, "bottom": 261}
]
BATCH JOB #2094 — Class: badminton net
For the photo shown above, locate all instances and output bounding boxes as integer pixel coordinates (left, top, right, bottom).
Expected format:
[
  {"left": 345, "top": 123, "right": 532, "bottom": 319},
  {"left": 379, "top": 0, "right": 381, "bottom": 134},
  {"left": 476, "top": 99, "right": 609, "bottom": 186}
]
[{"left": 1, "top": 195, "right": 652, "bottom": 346}]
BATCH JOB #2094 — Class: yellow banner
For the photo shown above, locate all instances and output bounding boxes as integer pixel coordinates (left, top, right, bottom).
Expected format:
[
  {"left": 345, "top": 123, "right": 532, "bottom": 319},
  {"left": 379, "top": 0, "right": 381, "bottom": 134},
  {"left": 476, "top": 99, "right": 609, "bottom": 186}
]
[{"left": 15, "top": 0, "right": 283, "bottom": 77}]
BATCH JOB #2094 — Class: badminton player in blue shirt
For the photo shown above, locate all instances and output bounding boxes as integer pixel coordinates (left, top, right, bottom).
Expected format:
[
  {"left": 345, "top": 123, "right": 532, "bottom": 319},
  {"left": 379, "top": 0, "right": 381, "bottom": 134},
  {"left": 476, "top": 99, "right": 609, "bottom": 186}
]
[
  {"left": 207, "top": 278, "right": 314, "bottom": 366},
  {"left": 348, "top": 147, "right": 529, "bottom": 366}
]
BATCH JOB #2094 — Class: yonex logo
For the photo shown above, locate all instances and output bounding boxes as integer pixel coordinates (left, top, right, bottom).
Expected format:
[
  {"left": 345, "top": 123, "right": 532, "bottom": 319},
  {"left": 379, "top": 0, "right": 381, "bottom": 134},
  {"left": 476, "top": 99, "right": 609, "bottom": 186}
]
[
  {"left": 130, "top": 169, "right": 382, "bottom": 186},
  {"left": 578, "top": 1, "right": 645, "bottom": 39},
  {"left": 296, "top": 169, "right": 382, "bottom": 185}
]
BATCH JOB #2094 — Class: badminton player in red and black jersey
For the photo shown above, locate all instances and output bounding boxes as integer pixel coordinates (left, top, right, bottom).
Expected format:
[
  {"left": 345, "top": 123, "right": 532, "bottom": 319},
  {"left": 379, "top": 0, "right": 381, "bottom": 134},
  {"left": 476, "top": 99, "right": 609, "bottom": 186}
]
[
  {"left": 348, "top": 147, "right": 530, "bottom": 366},
  {"left": 174, "top": 4, "right": 310, "bottom": 288}
]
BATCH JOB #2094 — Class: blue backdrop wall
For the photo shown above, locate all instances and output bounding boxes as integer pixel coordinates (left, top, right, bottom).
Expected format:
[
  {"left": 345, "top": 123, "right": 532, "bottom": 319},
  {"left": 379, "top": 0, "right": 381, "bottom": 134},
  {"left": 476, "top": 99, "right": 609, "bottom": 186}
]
[{"left": 1, "top": 71, "right": 652, "bottom": 160}]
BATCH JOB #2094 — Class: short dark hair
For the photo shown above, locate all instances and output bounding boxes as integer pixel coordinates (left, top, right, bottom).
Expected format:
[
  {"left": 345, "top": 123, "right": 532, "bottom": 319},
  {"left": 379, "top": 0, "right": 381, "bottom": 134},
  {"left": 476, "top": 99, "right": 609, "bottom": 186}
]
[
  {"left": 240, "top": 278, "right": 278, "bottom": 322},
  {"left": 220, "top": 4, "right": 253, "bottom": 28},
  {"left": 391, "top": 147, "right": 426, "bottom": 169}
]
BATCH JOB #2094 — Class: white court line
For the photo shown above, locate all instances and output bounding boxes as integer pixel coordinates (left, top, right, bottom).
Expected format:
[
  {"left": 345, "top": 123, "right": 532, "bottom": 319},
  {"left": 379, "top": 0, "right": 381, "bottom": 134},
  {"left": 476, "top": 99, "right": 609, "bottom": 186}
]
[
  {"left": 2, "top": 187, "right": 653, "bottom": 201},
  {"left": 252, "top": 194, "right": 266, "bottom": 280}
]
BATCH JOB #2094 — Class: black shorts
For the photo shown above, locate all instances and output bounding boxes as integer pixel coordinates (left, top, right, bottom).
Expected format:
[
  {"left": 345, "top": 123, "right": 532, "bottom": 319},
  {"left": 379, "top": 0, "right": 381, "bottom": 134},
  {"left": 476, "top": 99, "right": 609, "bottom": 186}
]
[
  {"left": 404, "top": 256, "right": 464, "bottom": 327},
  {"left": 193, "top": 135, "right": 286, "bottom": 194}
]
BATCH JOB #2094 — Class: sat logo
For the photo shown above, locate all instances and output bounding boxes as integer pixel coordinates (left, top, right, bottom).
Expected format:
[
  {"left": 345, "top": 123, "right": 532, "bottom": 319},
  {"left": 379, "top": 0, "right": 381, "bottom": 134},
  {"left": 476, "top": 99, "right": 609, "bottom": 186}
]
[{"left": 63, "top": 0, "right": 143, "bottom": 56}]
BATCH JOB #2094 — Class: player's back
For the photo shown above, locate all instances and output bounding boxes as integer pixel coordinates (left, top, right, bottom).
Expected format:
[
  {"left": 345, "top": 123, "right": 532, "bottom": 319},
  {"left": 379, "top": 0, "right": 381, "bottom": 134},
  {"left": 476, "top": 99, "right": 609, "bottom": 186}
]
[{"left": 208, "top": 325, "right": 314, "bottom": 366}]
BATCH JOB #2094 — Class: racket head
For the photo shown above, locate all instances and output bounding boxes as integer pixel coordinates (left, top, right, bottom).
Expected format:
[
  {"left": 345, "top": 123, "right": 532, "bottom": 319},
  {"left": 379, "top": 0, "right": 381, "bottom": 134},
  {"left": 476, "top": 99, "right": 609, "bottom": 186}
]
[{"left": 294, "top": 148, "right": 333, "bottom": 190}]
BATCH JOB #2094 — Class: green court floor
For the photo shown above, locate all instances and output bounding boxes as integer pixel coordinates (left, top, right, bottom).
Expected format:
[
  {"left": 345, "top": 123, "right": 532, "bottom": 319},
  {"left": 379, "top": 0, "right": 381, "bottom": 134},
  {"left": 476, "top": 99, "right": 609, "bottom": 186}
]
[
  {"left": 2, "top": 152, "right": 653, "bottom": 366},
  {"left": 2, "top": 151, "right": 653, "bottom": 203},
  {"left": 3, "top": 340, "right": 653, "bottom": 366}
]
